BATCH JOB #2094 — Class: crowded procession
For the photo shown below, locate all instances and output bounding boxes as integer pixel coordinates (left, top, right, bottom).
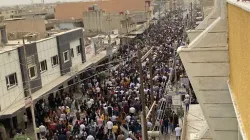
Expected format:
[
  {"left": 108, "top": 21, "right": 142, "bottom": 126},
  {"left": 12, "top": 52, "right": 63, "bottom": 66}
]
[{"left": 10, "top": 9, "right": 193, "bottom": 140}]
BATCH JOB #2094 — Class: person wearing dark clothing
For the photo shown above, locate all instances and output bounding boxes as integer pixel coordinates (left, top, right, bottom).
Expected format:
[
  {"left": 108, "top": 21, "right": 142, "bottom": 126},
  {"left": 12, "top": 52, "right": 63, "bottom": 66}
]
[
  {"left": 107, "top": 105, "right": 113, "bottom": 117},
  {"left": 58, "top": 133, "right": 67, "bottom": 140},
  {"left": 173, "top": 113, "right": 179, "bottom": 131},
  {"left": 164, "top": 117, "right": 169, "bottom": 134}
]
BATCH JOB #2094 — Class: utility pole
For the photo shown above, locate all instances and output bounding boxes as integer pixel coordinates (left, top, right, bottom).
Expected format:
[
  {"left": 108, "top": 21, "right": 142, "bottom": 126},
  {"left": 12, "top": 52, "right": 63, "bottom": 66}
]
[
  {"left": 106, "top": 13, "right": 112, "bottom": 76},
  {"left": 137, "top": 48, "right": 149, "bottom": 140},
  {"left": 125, "top": 12, "right": 130, "bottom": 52},
  {"left": 23, "top": 38, "right": 38, "bottom": 140},
  {"left": 149, "top": 53, "right": 155, "bottom": 127},
  {"left": 170, "top": 0, "right": 173, "bottom": 12},
  {"left": 190, "top": 2, "right": 193, "bottom": 29}
]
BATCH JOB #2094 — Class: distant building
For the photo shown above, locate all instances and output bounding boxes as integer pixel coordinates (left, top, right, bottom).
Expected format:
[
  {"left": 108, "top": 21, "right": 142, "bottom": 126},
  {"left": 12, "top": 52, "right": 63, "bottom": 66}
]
[
  {"left": 0, "top": 10, "right": 18, "bottom": 19},
  {"left": 3, "top": 18, "right": 46, "bottom": 40},
  {"left": 83, "top": 8, "right": 137, "bottom": 35},
  {"left": 54, "top": 0, "right": 152, "bottom": 20},
  {"left": 13, "top": 11, "right": 48, "bottom": 19},
  {"left": 48, "top": 19, "right": 83, "bottom": 30}
]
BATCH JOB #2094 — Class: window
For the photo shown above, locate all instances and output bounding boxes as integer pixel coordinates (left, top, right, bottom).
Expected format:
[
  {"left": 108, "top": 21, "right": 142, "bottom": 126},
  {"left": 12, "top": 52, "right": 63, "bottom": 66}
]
[
  {"left": 51, "top": 55, "right": 59, "bottom": 67},
  {"left": 63, "top": 51, "right": 70, "bottom": 62},
  {"left": 71, "top": 48, "right": 74, "bottom": 58},
  {"left": 6, "top": 73, "right": 18, "bottom": 89},
  {"left": 29, "top": 66, "right": 37, "bottom": 79},
  {"left": 77, "top": 45, "right": 81, "bottom": 55},
  {"left": 40, "top": 60, "right": 47, "bottom": 72}
]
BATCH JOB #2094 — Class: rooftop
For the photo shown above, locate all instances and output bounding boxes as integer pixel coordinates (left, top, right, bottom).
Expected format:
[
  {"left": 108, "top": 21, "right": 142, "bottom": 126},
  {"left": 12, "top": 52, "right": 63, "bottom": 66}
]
[
  {"left": 14, "top": 11, "right": 48, "bottom": 17},
  {"left": 4, "top": 18, "right": 25, "bottom": 21},
  {"left": 227, "top": 0, "right": 250, "bottom": 12}
]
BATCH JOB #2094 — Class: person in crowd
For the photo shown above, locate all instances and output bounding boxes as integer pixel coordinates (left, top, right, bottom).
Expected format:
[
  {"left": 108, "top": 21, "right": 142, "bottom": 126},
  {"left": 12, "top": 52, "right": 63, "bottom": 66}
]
[{"left": 175, "top": 124, "right": 182, "bottom": 140}]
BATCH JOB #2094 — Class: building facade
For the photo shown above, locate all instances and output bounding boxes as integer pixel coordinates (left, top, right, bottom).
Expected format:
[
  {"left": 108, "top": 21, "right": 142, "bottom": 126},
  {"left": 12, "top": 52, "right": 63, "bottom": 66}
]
[
  {"left": 227, "top": 1, "right": 250, "bottom": 139},
  {"left": 83, "top": 9, "right": 137, "bottom": 35},
  {"left": 0, "top": 28, "right": 86, "bottom": 131},
  {"left": 178, "top": 0, "right": 250, "bottom": 140}
]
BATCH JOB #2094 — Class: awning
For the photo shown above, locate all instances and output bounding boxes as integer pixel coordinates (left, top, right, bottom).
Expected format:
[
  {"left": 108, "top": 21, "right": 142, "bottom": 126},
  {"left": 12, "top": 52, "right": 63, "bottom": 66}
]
[
  {"left": 130, "top": 29, "right": 145, "bottom": 35},
  {"left": 0, "top": 99, "right": 25, "bottom": 119},
  {"left": 119, "top": 35, "right": 136, "bottom": 39}
]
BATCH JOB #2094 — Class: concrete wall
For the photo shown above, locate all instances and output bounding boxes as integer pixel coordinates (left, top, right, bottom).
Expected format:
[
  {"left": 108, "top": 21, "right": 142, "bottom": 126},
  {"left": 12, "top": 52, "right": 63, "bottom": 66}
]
[
  {"left": 4, "top": 18, "right": 46, "bottom": 39},
  {"left": 0, "top": 10, "right": 18, "bottom": 19},
  {"left": 36, "top": 37, "right": 61, "bottom": 86},
  {"left": 18, "top": 43, "right": 42, "bottom": 93},
  {"left": 84, "top": 11, "right": 138, "bottom": 35},
  {"left": 56, "top": 29, "right": 84, "bottom": 75},
  {"left": 85, "top": 42, "right": 95, "bottom": 61},
  {"left": 0, "top": 49, "right": 24, "bottom": 111},
  {"left": 70, "top": 39, "right": 82, "bottom": 71},
  {"left": 54, "top": 0, "right": 146, "bottom": 20},
  {"left": 228, "top": 3, "right": 250, "bottom": 139}
]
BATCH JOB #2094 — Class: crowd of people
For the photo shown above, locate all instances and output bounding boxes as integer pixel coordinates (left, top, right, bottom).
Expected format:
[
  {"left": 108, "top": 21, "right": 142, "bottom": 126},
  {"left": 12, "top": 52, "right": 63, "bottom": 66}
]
[{"left": 9, "top": 9, "right": 191, "bottom": 140}]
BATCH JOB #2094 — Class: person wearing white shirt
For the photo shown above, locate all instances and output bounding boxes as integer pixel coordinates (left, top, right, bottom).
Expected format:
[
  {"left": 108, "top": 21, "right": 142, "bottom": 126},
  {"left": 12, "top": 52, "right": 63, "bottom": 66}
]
[
  {"left": 107, "top": 120, "right": 113, "bottom": 135},
  {"left": 126, "top": 115, "right": 131, "bottom": 123},
  {"left": 136, "top": 83, "right": 140, "bottom": 88},
  {"left": 86, "top": 135, "right": 95, "bottom": 140},
  {"left": 39, "top": 123, "right": 46, "bottom": 138},
  {"left": 120, "top": 90, "right": 124, "bottom": 95},
  {"left": 129, "top": 107, "right": 136, "bottom": 114},
  {"left": 147, "top": 121, "right": 153, "bottom": 130},
  {"left": 96, "top": 86, "right": 101, "bottom": 93},
  {"left": 185, "top": 93, "right": 190, "bottom": 99},
  {"left": 87, "top": 101, "right": 92, "bottom": 109},
  {"left": 23, "top": 113, "right": 28, "bottom": 130},
  {"left": 111, "top": 115, "right": 117, "bottom": 122},
  {"left": 80, "top": 124, "right": 85, "bottom": 131},
  {"left": 175, "top": 124, "right": 182, "bottom": 140}
]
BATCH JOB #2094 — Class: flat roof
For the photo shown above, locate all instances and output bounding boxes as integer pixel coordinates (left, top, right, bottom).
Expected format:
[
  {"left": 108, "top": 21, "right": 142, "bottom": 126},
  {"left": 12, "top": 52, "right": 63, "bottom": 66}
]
[
  {"left": 4, "top": 18, "right": 25, "bottom": 21},
  {"left": 53, "top": 27, "right": 83, "bottom": 36},
  {"left": 227, "top": 0, "right": 250, "bottom": 12}
]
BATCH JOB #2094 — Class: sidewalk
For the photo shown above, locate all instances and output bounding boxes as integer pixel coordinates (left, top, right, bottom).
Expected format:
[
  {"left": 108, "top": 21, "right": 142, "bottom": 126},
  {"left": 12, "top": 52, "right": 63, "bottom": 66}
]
[{"left": 185, "top": 104, "right": 212, "bottom": 140}]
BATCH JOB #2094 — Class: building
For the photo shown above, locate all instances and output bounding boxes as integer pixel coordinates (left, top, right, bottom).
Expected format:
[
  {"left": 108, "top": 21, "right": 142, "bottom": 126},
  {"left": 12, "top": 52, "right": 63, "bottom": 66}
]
[
  {"left": 0, "top": 27, "right": 86, "bottom": 133},
  {"left": 178, "top": 0, "right": 250, "bottom": 140},
  {"left": 3, "top": 18, "right": 47, "bottom": 40},
  {"left": 83, "top": 8, "right": 137, "bottom": 35},
  {"left": 48, "top": 19, "right": 84, "bottom": 30},
  {"left": 54, "top": 0, "right": 151, "bottom": 20},
  {"left": 13, "top": 11, "right": 48, "bottom": 19},
  {"left": 0, "top": 9, "right": 18, "bottom": 19}
]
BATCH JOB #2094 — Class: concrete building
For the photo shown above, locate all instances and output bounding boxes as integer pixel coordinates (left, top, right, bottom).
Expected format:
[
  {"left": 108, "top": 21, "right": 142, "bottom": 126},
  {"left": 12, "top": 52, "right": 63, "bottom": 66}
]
[
  {"left": 0, "top": 28, "right": 86, "bottom": 132},
  {"left": 0, "top": 10, "right": 18, "bottom": 19},
  {"left": 13, "top": 11, "right": 48, "bottom": 19},
  {"left": 48, "top": 19, "right": 83, "bottom": 30},
  {"left": 227, "top": 1, "right": 250, "bottom": 139},
  {"left": 178, "top": 0, "right": 250, "bottom": 140},
  {"left": 54, "top": 0, "right": 152, "bottom": 20},
  {"left": 4, "top": 18, "right": 46, "bottom": 40},
  {"left": 83, "top": 9, "right": 137, "bottom": 35}
]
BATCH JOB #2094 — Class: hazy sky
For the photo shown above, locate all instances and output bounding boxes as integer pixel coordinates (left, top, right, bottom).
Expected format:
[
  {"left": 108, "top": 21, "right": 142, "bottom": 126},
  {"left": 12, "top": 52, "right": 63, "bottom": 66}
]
[{"left": 0, "top": 0, "right": 86, "bottom": 6}]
